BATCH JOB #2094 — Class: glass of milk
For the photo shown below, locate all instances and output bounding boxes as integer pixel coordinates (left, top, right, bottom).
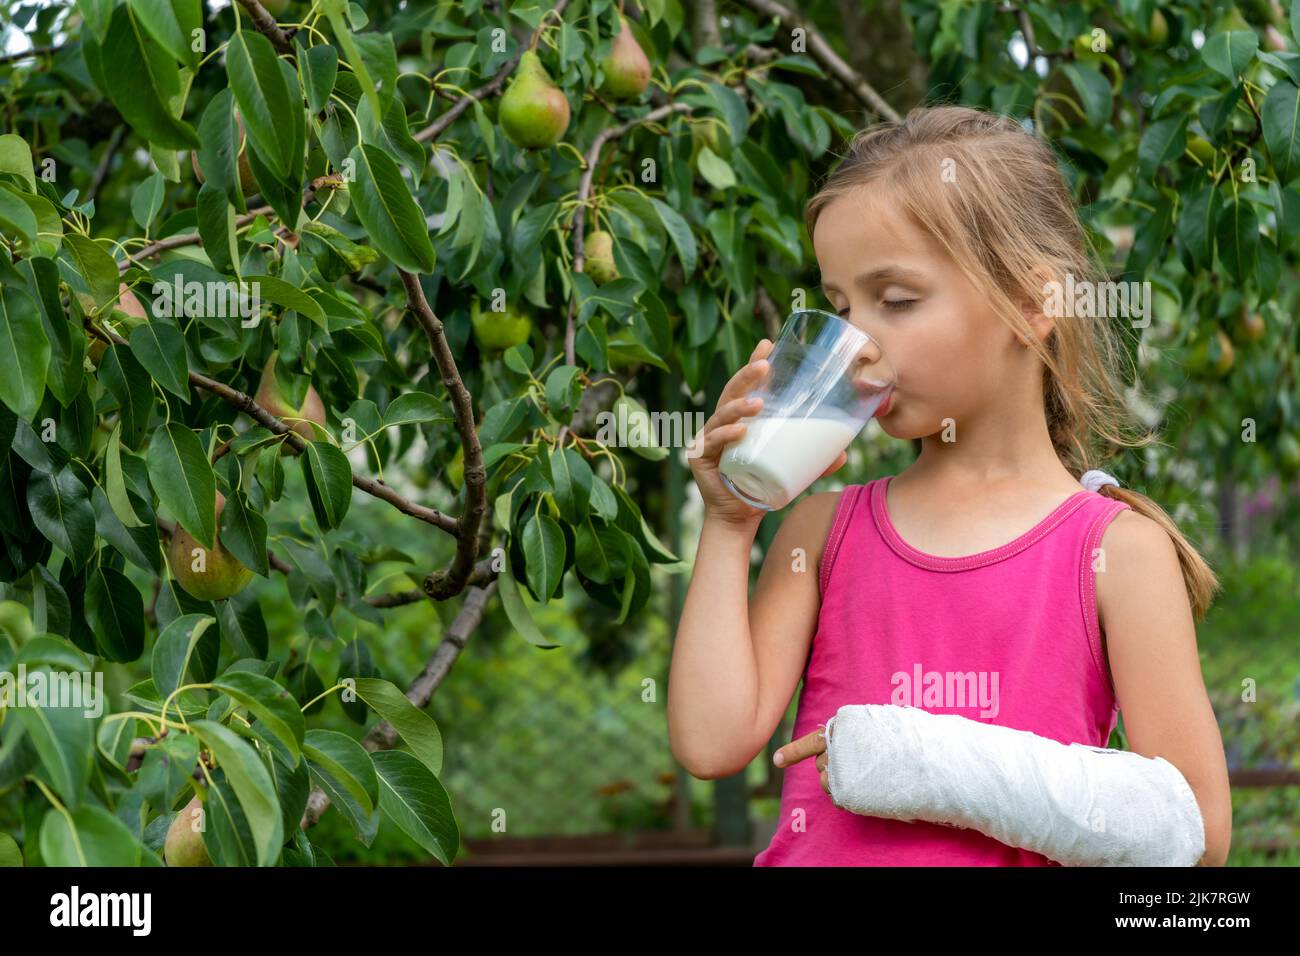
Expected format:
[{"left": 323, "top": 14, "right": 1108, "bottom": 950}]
[{"left": 718, "top": 309, "right": 895, "bottom": 511}]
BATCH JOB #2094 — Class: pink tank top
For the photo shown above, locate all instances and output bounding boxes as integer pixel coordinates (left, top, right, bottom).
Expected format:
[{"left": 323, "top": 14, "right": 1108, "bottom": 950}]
[{"left": 753, "top": 474, "right": 1130, "bottom": 866}]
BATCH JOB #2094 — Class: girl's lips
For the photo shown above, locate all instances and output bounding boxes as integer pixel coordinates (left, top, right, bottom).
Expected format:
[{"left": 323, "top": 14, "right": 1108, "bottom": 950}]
[{"left": 873, "top": 390, "right": 895, "bottom": 417}]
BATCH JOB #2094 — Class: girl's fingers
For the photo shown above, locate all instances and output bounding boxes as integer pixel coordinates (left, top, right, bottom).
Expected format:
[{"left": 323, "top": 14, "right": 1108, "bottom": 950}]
[
  {"left": 695, "top": 420, "right": 748, "bottom": 461},
  {"left": 706, "top": 395, "right": 763, "bottom": 432}
]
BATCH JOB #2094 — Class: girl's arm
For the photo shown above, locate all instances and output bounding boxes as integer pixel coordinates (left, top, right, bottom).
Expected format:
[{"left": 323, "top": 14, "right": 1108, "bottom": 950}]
[
  {"left": 1097, "top": 510, "right": 1233, "bottom": 866},
  {"left": 668, "top": 490, "right": 841, "bottom": 780}
]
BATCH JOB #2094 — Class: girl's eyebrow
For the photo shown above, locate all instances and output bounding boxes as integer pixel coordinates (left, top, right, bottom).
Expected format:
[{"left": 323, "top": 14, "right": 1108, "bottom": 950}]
[{"left": 822, "top": 265, "right": 927, "bottom": 294}]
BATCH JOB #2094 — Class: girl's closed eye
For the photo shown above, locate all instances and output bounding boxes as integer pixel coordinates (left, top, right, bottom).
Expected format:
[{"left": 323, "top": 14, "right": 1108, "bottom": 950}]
[{"left": 882, "top": 298, "right": 917, "bottom": 312}]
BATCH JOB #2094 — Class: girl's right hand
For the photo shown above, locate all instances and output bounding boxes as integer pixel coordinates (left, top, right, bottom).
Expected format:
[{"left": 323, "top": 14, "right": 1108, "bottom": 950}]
[{"left": 687, "top": 338, "right": 775, "bottom": 526}]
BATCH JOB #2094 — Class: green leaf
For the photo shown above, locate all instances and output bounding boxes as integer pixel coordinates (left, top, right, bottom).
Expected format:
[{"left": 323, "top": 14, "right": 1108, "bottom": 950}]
[
  {"left": 382, "top": 391, "right": 451, "bottom": 428},
  {"left": 1262, "top": 80, "right": 1300, "bottom": 185},
  {"left": 150, "top": 613, "right": 216, "bottom": 697},
  {"left": 522, "top": 511, "right": 565, "bottom": 600},
  {"left": 575, "top": 519, "right": 628, "bottom": 584},
  {"left": 696, "top": 146, "right": 737, "bottom": 189},
  {"left": 216, "top": 590, "right": 269, "bottom": 659},
  {"left": 211, "top": 671, "right": 305, "bottom": 765},
  {"left": 301, "top": 441, "right": 352, "bottom": 530},
  {"left": 127, "top": 0, "right": 202, "bottom": 69},
  {"left": 1059, "top": 62, "right": 1112, "bottom": 127},
  {"left": 1176, "top": 183, "right": 1221, "bottom": 270},
  {"left": 372, "top": 750, "right": 459, "bottom": 865},
  {"left": 86, "top": 565, "right": 146, "bottom": 662},
  {"left": 196, "top": 182, "right": 239, "bottom": 277},
  {"left": 147, "top": 423, "right": 217, "bottom": 549},
  {"left": 0, "top": 187, "right": 39, "bottom": 243},
  {"left": 128, "top": 315, "right": 190, "bottom": 399},
  {"left": 218, "top": 491, "right": 269, "bottom": 576},
  {"left": 1137, "top": 115, "right": 1188, "bottom": 178},
  {"left": 226, "top": 30, "right": 296, "bottom": 180},
  {"left": 298, "top": 221, "right": 380, "bottom": 271},
  {"left": 1216, "top": 195, "right": 1259, "bottom": 282},
  {"left": 196, "top": 89, "right": 245, "bottom": 213},
  {"left": 358, "top": 93, "right": 428, "bottom": 187},
  {"left": 347, "top": 144, "right": 436, "bottom": 274},
  {"left": 13, "top": 667, "right": 94, "bottom": 810},
  {"left": 496, "top": 566, "right": 559, "bottom": 644},
  {"left": 27, "top": 467, "right": 95, "bottom": 567},
  {"left": 101, "top": 4, "right": 200, "bottom": 149},
  {"left": 0, "top": 134, "right": 37, "bottom": 191},
  {"left": 63, "top": 233, "right": 120, "bottom": 309},
  {"left": 352, "top": 677, "right": 443, "bottom": 775},
  {"left": 549, "top": 447, "right": 592, "bottom": 524},
  {"left": 303, "top": 729, "right": 378, "bottom": 846},
  {"left": 1202, "top": 30, "right": 1258, "bottom": 81},
  {"left": 39, "top": 805, "right": 143, "bottom": 866},
  {"left": 543, "top": 365, "right": 582, "bottom": 422},
  {"left": 131, "top": 170, "right": 166, "bottom": 233},
  {"left": 0, "top": 288, "right": 48, "bottom": 421},
  {"left": 299, "top": 42, "right": 339, "bottom": 114},
  {"left": 0, "top": 832, "right": 22, "bottom": 866},
  {"left": 189, "top": 720, "right": 284, "bottom": 866},
  {"left": 136, "top": 734, "right": 200, "bottom": 808},
  {"left": 243, "top": 275, "right": 325, "bottom": 327},
  {"left": 649, "top": 197, "right": 697, "bottom": 277}
]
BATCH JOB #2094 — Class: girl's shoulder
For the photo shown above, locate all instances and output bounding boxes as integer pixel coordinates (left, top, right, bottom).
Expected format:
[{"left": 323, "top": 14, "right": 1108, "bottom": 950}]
[{"left": 772, "top": 482, "right": 876, "bottom": 571}]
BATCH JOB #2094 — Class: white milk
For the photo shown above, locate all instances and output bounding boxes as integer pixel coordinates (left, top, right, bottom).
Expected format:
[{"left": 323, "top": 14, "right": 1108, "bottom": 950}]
[{"left": 719, "top": 415, "right": 862, "bottom": 509}]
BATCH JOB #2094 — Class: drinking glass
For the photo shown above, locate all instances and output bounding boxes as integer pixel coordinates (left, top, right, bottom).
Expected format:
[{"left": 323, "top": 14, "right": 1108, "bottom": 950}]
[{"left": 718, "top": 309, "right": 896, "bottom": 511}]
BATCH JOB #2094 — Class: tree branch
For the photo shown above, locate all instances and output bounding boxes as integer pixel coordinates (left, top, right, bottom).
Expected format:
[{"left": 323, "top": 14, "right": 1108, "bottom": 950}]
[
  {"left": 299, "top": 581, "right": 498, "bottom": 830},
  {"left": 565, "top": 101, "right": 694, "bottom": 366},
  {"left": 0, "top": 45, "right": 58, "bottom": 66},
  {"left": 88, "top": 321, "right": 460, "bottom": 535},
  {"left": 235, "top": 0, "right": 294, "bottom": 56},
  {"left": 86, "top": 126, "right": 126, "bottom": 204},
  {"left": 693, "top": 0, "right": 723, "bottom": 50},
  {"left": 730, "top": 0, "right": 902, "bottom": 123}
]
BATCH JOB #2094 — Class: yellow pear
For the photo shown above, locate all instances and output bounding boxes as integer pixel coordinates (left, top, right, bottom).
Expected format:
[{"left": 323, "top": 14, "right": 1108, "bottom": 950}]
[
  {"left": 254, "top": 353, "right": 327, "bottom": 455},
  {"left": 167, "top": 492, "right": 255, "bottom": 602},
  {"left": 600, "top": 15, "right": 651, "bottom": 100},
  {"left": 164, "top": 796, "right": 212, "bottom": 867}
]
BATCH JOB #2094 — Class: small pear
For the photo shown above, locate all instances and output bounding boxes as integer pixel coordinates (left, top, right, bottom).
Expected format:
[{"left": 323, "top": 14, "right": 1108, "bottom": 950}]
[
  {"left": 192, "top": 113, "right": 258, "bottom": 197},
  {"left": 600, "top": 15, "right": 651, "bottom": 100},
  {"left": 254, "top": 353, "right": 327, "bottom": 455},
  {"left": 167, "top": 491, "right": 255, "bottom": 602},
  {"left": 499, "top": 50, "right": 571, "bottom": 149},
  {"left": 583, "top": 230, "right": 618, "bottom": 284},
  {"left": 164, "top": 796, "right": 212, "bottom": 867},
  {"left": 86, "top": 283, "right": 148, "bottom": 366}
]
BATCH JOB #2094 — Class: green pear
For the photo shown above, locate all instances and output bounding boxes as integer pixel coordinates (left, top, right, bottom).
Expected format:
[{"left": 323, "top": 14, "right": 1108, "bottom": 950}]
[
  {"left": 600, "top": 15, "right": 651, "bottom": 100},
  {"left": 470, "top": 298, "right": 533, "bottom": 351},
  {"left": 254, "top": 353, "right": 327, "bottom": 455},
  {"left": 499, "top": 50, "right": 571, "bottom": 149},
  {"left": 261, "top": 0, "right": 291, "bottom": 15},
  {"left": 168, "top": 491, "right": 254, "bottom": 602},
  {"left": 164, "top": 796, "right": 212, "bottom": 867},
  {"left": 583, "top": 230, "right": 618, "bottom": 284}
]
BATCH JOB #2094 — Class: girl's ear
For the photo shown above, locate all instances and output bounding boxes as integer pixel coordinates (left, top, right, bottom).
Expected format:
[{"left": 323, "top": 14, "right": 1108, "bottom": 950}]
[{"left": 1017, "top": 263, "right": 1059, "bottom": 347}]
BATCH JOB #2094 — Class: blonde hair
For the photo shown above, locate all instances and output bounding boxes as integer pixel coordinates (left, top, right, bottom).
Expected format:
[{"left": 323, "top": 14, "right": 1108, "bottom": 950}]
[{"left": 806, "top": 105, "right": 1220, "bottom": 620}]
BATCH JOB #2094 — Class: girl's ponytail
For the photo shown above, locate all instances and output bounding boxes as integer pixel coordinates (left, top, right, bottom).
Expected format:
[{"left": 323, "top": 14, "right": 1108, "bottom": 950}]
[{"left": 1091, "top": 483, "right": 1221, "bottom": 622}]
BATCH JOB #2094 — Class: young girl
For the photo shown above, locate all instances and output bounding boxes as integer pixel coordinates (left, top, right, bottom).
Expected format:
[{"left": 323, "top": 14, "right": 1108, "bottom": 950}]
[{"left": 667, "top": 106, "right": 1232, "bottom": 866}]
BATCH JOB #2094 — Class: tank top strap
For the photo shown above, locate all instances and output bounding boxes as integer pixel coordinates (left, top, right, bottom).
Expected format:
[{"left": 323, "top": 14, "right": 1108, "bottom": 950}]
[
  {"left": 818, "top": 483, "right": 868, "bottom": 598},
  {"left": 1077, "top": 492, "right": 1133, "bottom": 702}
]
